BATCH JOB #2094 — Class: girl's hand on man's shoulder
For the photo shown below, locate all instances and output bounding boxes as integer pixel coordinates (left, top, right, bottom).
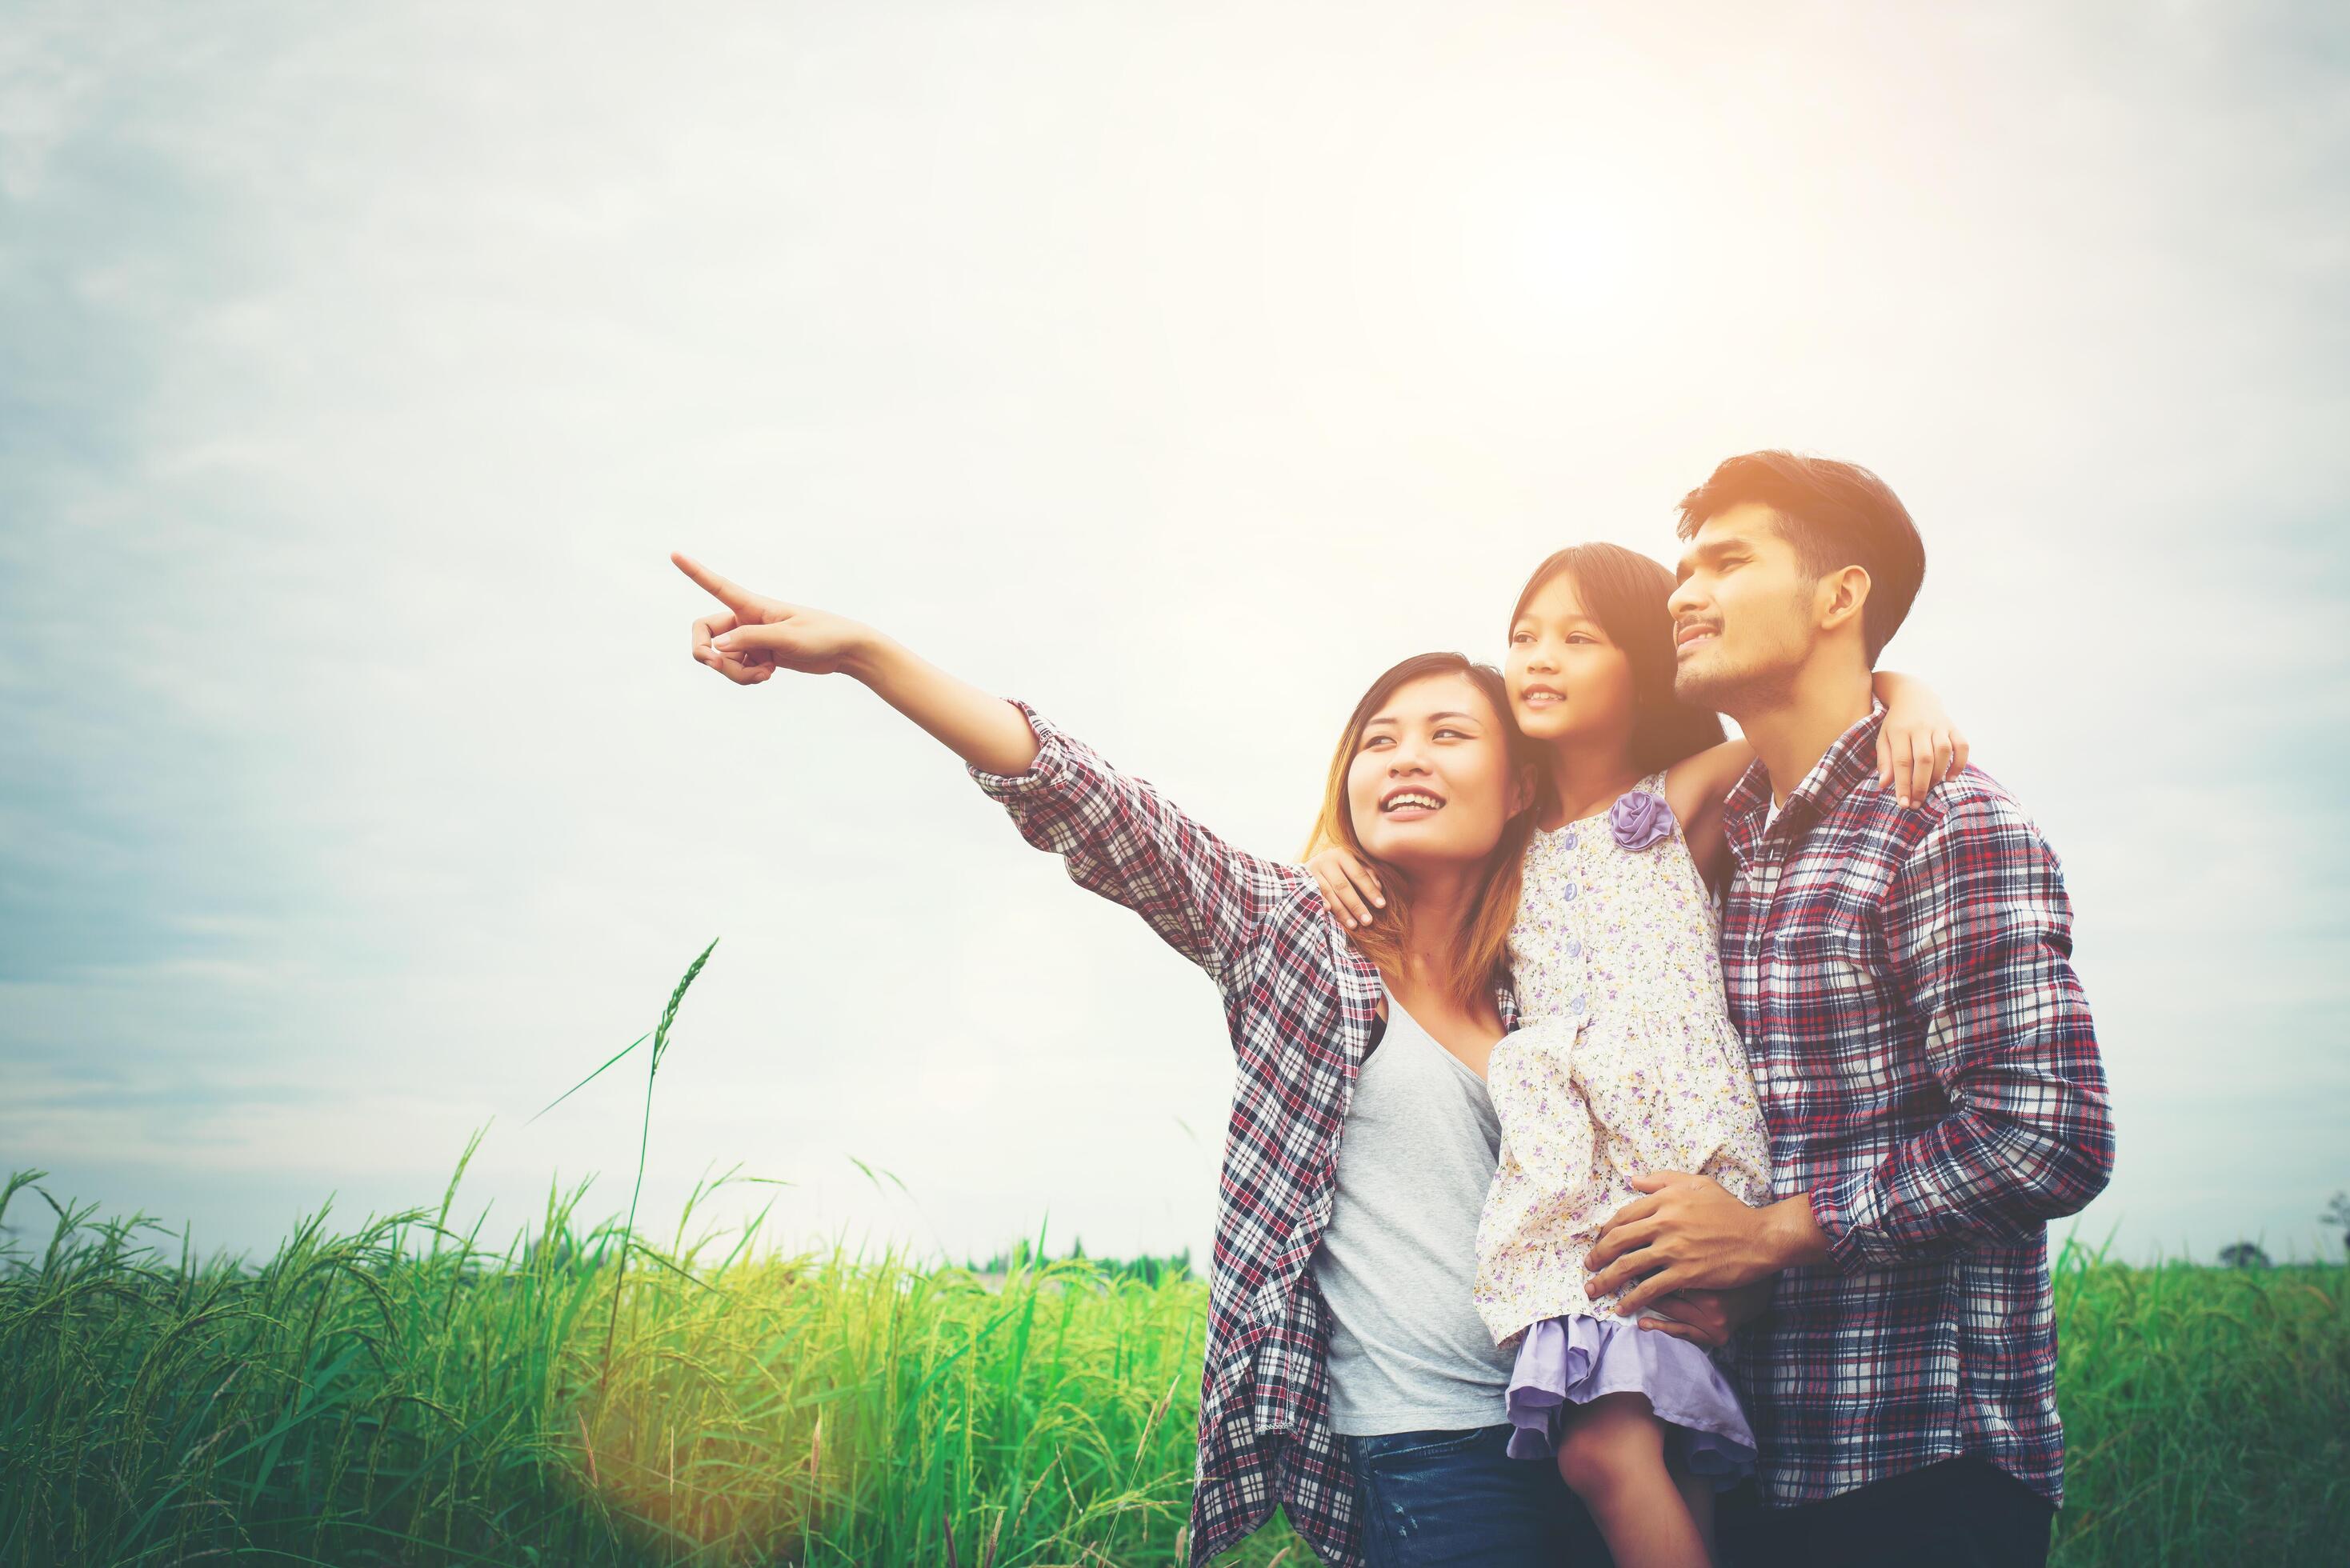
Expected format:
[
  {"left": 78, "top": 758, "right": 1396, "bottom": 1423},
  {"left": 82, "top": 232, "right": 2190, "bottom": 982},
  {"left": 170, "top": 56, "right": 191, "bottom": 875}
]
[
  {"left": 1305, "top": 846, "right": 1385, "bottom": 930},
  {"left": 1876, "top": 710, "right": 1969, "bottom": 810}
]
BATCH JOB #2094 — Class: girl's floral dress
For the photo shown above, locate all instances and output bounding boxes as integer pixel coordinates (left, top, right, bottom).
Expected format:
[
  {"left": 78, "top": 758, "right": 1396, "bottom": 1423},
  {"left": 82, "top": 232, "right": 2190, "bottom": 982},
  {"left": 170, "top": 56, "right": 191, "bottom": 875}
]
[{"left": 1474, "top": 770, "right": 1773, "bottom": 1473}]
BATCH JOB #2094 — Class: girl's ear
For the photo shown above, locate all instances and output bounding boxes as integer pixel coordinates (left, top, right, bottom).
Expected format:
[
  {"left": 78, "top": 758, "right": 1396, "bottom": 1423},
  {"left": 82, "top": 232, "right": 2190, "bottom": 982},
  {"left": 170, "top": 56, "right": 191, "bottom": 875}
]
[{"left": 1511, "top": 762, "right": 1539, "bottom": 818}]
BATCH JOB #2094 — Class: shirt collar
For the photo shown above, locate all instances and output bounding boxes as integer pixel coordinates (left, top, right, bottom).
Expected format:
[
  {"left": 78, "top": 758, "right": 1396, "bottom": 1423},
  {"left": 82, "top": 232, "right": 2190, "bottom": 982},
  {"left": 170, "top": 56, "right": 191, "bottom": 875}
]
[{"left": 1727, "top": 700, "right": 1886, "bottom": 862}]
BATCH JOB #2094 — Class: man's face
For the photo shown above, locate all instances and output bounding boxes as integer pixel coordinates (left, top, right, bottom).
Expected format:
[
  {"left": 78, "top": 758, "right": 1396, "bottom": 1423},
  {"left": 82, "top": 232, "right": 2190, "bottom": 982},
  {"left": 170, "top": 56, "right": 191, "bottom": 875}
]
[{"left": 1667, "top": 502, "right": 1821, "bottom": 715}]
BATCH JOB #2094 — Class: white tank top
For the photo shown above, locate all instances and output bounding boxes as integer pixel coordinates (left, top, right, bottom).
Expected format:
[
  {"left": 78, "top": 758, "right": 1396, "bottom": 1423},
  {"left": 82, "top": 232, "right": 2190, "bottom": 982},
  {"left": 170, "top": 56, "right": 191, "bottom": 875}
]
[{"left": 1310, "top": 985, "right": 1515, "bottom": 1435}]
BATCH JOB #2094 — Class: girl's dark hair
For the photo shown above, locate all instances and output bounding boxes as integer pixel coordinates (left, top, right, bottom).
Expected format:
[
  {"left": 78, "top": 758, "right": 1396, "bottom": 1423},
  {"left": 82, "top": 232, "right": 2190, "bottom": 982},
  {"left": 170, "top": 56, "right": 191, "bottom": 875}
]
[{"left": 1509, "top": 542, "right": 1727, "bottom": 772}]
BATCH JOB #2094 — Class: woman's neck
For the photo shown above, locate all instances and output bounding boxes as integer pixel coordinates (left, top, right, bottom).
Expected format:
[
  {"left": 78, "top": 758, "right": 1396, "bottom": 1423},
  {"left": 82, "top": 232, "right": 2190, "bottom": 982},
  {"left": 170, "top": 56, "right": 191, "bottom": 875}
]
[
  {"left": 1539, "top": 738, "right": 1643, "bottom": 828},
  {"left": 1386, "top": 863, "right": 1478, "bottom": 986}
]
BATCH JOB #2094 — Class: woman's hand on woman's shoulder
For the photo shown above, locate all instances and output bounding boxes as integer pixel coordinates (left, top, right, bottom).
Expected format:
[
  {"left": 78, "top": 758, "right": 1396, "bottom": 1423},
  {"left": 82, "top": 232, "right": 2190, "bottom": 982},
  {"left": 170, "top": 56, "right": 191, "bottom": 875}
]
[{"left": 1306, "top": 845, "right": 1385, "bottom": 930}]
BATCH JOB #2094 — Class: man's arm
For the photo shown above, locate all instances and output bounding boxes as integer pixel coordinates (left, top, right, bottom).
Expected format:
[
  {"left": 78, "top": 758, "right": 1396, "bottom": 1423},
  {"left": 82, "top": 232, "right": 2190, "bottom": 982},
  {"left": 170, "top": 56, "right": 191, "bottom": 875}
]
[
  {"left": 1808, "top": 792, "right": 2116, "bottom": 1270},
  {"left": 1584, "top": 790, "right": 2114, "bottom": 1312}
]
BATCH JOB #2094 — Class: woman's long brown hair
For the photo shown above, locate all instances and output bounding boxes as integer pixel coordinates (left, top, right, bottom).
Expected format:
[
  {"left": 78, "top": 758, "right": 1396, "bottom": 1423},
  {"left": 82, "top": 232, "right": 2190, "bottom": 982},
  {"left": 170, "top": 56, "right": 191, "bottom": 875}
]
[{"left": 1302, "top": 652, "right": 1543, "bottom": 1011}]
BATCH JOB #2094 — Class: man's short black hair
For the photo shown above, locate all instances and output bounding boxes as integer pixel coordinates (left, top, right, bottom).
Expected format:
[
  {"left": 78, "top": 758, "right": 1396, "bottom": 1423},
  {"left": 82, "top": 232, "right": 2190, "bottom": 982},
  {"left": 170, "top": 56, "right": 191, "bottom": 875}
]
[{"left": 1675, "top": 450, "right": 1926, "bottom": 664}]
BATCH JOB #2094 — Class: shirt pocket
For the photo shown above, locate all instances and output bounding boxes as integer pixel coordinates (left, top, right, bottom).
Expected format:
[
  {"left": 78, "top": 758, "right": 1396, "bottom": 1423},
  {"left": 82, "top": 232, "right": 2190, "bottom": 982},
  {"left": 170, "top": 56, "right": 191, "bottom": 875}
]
[
  {"left": 1764, "top": 902, "right": 1895, "bottom": 1016},
  {"left": 1757, "top": 908, "right": 1908, "bottom": 1143}
]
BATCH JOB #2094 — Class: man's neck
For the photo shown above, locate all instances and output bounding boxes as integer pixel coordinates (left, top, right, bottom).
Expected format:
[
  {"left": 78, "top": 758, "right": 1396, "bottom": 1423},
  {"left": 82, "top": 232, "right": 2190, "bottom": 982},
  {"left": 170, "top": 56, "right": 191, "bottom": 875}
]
[{"left": 1735, "top": 661, "right": 1876, "bottom": 806}]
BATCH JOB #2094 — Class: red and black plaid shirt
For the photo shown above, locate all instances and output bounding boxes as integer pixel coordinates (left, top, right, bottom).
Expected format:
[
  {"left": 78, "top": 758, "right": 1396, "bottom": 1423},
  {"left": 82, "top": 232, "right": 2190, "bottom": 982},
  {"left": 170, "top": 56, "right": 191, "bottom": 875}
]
[
  {"left": 1719, "top": 705, "right": 2115, "bottom": 1508},
  {"left": 972, "top": 704, "right": 1512, "bottom": 1567}
]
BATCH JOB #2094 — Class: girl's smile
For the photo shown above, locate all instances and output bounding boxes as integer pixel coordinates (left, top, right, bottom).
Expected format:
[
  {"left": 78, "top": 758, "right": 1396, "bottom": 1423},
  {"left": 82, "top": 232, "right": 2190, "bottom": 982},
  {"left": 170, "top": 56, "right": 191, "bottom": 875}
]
[{"left": 1506, "top": 571, "right": 1638, "bottom": 750}]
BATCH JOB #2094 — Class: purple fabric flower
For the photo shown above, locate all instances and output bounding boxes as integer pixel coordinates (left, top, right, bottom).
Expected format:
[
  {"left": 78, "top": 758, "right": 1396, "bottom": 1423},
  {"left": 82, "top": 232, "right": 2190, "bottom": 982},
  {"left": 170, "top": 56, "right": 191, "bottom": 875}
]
[{"left": 1609, "top": 790, "right": 1675, "bottom": 851}]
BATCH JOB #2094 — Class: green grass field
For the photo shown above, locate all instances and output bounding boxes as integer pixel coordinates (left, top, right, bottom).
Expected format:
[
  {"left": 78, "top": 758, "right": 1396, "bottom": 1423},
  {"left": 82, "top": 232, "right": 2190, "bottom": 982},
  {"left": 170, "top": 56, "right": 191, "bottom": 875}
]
[{"left": 2, "top": 1161, "right": 2344, "bottom": 1567}]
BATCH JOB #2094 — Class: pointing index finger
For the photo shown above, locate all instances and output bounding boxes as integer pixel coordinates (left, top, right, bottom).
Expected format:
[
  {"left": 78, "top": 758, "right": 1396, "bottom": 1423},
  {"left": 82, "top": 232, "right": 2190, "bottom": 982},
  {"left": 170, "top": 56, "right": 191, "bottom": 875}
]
[{"left": 672, "top": 552, "right": 759, "bottom": 613}]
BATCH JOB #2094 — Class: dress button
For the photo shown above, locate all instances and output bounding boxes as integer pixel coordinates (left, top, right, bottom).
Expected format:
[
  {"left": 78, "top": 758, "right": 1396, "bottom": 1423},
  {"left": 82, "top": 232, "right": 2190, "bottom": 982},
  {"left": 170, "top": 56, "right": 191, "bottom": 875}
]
[
  {"left": 1562, "top": 883, "right": 1578, "bottom": 903},
  {"left": 1570, "top": 994, "right": 1587, "bottom": 1015}
]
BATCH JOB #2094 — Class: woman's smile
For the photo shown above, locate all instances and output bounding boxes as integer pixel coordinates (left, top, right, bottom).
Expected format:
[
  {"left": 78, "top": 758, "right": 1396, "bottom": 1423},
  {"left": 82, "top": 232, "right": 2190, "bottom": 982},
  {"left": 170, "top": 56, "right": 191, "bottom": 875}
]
[{"left": 1379, "top": 786, "right": 1447, "bottom": 819}]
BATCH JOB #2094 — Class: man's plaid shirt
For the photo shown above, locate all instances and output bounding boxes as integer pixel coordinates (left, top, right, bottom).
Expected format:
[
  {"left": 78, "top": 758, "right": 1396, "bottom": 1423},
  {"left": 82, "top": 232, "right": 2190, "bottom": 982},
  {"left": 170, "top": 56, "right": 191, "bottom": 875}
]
[
  {"left": 1719, "top": 705, "right": 2114, "bottom": 1508},
  {"left": 973, "top": 704, "right": 1507, "bottom": 1567}
]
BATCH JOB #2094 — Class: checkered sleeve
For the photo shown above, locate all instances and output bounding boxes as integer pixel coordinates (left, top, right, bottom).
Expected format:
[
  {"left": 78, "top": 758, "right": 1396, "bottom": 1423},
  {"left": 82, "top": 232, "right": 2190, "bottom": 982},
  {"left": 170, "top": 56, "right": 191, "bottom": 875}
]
[
  {"left": 968, "top": 701, "right": 1298, "bottom": 994},
  {"left": 1810, "top": 792, "right": 2116, "bottom": 1272}
]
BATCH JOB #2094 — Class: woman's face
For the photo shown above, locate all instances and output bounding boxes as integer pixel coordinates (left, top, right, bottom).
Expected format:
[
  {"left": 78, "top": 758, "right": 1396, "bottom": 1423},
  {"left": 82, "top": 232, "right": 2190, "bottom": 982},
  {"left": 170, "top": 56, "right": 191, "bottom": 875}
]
[
  {"left": 1345, "top": 673, "right": 1527, "bottom": 873},
  {"left": 1505, "top": 570, "right": 1637, "bottom": 754}
]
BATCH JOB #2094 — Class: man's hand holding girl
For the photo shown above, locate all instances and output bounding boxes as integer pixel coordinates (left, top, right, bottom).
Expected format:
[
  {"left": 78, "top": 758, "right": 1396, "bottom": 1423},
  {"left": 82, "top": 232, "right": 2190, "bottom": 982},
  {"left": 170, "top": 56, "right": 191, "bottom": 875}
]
[{"left": 1584, "top": 1169, "right": 1831, "bottom": 1318}]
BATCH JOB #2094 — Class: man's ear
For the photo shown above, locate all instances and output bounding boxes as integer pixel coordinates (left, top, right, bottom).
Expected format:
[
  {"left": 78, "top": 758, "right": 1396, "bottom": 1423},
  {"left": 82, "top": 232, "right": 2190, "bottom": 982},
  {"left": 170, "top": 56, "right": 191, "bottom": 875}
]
[{"left": 1816, "top": 565, "right": 1873, "bottom": 638}]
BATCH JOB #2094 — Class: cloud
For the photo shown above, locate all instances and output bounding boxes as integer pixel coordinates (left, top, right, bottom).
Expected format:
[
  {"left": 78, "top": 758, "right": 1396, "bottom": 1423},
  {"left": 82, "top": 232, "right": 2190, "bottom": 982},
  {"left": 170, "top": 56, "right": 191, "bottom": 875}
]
[{"left": 2, "top": 0, "right": 2346, "bottom": 1265}]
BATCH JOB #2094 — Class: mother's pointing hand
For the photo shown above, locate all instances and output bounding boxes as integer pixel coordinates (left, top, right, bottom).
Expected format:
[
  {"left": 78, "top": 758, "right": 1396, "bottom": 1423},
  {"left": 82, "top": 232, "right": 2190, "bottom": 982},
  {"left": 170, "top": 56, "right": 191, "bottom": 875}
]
[{"left": 673, "top": 552, "right": 875, "bottom": 685}]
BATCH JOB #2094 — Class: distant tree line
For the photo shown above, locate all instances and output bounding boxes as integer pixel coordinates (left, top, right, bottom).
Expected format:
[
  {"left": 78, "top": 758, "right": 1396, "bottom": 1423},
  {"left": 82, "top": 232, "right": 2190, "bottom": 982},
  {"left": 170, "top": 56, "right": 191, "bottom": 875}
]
[
  {"left": 962, "top": 1238, "right": 1194, "bottom": 1285},
  {"left": 2220, "top": 1190, "right": 2350, "bottom": 1269}
]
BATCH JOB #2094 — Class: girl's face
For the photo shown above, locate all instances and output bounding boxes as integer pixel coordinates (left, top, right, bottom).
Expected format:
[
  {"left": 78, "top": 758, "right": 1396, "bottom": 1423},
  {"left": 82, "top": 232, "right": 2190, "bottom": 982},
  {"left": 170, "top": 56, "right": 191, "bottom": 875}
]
[
  {"left": 1506, "top": 570, "right": 1637, "bottom": 756},
  {"left": 1344, "top": 673, "right": 1527, "bottom": 874}
]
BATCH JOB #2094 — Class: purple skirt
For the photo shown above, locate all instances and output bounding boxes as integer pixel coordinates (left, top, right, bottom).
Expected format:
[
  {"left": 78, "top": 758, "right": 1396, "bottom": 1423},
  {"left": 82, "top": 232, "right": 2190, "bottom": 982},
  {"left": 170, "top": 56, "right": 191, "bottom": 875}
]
[{"left": 1503, "top": 1313, "right": 1758, "bottom": 1489}]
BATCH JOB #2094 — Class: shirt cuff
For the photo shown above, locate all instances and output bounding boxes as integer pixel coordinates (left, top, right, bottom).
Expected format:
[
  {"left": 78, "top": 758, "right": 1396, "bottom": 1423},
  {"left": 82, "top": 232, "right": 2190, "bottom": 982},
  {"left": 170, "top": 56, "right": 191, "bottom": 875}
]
[
  {"left": 1808, "top": 1170, "right": 1887, "bottom": 1275},
  {"left": 967, "top": 699, "right": 1072, "bottom": 798}
]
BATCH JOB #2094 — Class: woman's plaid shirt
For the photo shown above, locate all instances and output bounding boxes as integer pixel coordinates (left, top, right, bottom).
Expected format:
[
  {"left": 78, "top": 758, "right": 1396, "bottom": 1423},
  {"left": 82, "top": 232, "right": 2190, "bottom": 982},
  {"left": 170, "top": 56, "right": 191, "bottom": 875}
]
[
  {"left": 971, "top": 704, "right": 1510, "bottom": 1568},
  {"left": 1719, "top": 706, "right": 2115, "bottom": 1509}
]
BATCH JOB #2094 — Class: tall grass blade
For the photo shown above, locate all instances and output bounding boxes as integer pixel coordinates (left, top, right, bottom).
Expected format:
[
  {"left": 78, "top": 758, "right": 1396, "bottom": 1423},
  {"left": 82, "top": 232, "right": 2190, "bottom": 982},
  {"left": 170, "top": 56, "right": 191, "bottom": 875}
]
[
  {"left": 598, "top": 938, "right": 720, "bottom": 1396},
  {"left": 528, "top": 1033, "right": 653, "bottom": 1125}
]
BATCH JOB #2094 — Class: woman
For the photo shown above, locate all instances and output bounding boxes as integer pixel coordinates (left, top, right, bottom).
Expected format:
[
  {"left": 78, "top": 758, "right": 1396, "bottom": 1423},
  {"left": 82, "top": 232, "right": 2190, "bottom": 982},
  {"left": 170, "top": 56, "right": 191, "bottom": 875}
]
[{"left": 671, "top": 550, "right": 1611, "bottom": 1566}]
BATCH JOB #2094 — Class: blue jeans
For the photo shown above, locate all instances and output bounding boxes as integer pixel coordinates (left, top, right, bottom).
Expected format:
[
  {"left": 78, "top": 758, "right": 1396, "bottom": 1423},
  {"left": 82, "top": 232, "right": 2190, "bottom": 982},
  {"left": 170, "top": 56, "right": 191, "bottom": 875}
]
[{"left": 1346, "top": 1423, "right": 1613, "bottom": 1567}]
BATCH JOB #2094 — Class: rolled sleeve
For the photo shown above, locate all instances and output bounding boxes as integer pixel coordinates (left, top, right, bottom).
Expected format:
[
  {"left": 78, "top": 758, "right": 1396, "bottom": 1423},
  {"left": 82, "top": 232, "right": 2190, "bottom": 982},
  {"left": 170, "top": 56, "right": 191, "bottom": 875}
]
[
  {"left": 1811, "top": 794, "right": 2116, "bottom": 1272},
  {"left": 967, "top": 702, "right": 1081, "bottom": 801},
  {"left": 968, "top": 701, "right": 1294, "bottom": 994}
]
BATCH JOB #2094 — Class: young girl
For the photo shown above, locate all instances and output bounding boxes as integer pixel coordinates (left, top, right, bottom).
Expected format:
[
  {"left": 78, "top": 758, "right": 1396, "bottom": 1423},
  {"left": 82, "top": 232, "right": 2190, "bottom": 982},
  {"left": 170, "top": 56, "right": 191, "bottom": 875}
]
[{"left": 1309, "top": 542, "right": 1964, "bottom": 1568}]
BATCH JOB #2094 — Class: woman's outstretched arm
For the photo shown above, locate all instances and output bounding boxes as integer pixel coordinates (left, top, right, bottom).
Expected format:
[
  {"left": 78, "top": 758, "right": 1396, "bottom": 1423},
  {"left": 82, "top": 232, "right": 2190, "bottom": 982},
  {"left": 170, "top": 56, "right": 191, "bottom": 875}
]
[
  {"left": 678, "top": 553, "right": 1039, "bottom": 773},
  {"left": 675, "top": 553, "right": 1294, "bottom": 992}
]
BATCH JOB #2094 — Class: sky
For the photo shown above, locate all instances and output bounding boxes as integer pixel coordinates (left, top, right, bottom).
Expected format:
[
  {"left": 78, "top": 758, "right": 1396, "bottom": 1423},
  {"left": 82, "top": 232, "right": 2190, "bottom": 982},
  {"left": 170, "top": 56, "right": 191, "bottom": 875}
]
[{"left": 3, "top": 0, "right": 2345, "bottom": 1270}]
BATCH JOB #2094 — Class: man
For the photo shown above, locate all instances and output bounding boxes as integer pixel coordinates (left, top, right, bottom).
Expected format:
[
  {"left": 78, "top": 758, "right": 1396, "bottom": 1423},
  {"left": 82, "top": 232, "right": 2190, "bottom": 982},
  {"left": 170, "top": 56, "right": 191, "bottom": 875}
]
[{"left": 1583, "top": 451, "right": 2115, "bottom": 1566}]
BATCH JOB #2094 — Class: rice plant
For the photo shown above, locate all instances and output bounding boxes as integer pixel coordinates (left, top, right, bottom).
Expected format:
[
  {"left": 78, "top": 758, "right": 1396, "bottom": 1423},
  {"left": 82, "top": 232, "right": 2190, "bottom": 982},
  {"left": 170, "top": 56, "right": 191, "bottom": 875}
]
[
  {"left": 2050, "top": 1238, "right": 2349, "bottom": 1566},
  {"left": 2, "top": 940, "right": 2341, "bottom": 1565},
  {"left": 4, "top": 1168, "right": 2345, "bottom": 1565},
  {"left": 0, "top": 1161, "right": 1235, "bottom": 1566}
]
